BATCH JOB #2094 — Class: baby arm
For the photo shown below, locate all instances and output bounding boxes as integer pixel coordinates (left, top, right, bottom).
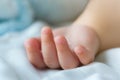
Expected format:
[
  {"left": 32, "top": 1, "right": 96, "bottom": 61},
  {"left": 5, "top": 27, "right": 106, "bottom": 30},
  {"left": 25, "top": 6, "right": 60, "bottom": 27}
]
[{"left": 74, "top": 0, "right": 120, "bottom": 51}]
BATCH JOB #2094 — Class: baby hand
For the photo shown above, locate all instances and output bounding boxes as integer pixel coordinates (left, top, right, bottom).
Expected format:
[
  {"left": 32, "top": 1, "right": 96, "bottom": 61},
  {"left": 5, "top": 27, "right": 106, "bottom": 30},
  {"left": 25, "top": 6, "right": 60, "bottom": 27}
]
[{"left": 25, "top": 26, "right": 100, "bottom": 70}]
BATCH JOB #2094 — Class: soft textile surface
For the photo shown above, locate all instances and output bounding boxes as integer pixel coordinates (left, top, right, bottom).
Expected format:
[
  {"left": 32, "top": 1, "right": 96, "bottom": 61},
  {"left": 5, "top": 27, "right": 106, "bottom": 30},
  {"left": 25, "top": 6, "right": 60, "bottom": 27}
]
[
  {"left": 28, "top": 0, "right": 88, "bottom": 24},
  {"left": 0, "top": 22, "right": 120, "bottom": 80},
  {"left": 0, "top": 0, "right": 88, "bottom": 35},
  {"left": 0, "top": 0, "right": 33, "bottom": 35}
]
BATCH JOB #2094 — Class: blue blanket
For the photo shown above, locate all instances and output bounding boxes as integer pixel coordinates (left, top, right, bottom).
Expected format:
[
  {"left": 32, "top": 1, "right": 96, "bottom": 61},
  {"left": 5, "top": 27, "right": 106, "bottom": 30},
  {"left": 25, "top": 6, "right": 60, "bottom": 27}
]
[{"left": 0, "top": 0, "right": 34, "bottom": 35}]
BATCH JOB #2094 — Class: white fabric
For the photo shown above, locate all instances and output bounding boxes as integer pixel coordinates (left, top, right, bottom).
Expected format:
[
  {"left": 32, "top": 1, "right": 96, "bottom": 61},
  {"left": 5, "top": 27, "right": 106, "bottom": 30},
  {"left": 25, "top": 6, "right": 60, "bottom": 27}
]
[{"left": 0, "top": 22, "right": 120, "bottom": 80}]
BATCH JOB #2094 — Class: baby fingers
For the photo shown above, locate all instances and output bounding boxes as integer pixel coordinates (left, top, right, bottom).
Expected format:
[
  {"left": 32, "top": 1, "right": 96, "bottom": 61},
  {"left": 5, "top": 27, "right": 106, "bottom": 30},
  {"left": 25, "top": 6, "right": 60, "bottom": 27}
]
[
  {"left": 55, "top": 36, "right": 79, "bottom": 70},
  {"left": 41, "top": 27, "right": 60, "bottom": 69},
  {"left": 25, "top": 38, "right": 46, "bottom": 69}
]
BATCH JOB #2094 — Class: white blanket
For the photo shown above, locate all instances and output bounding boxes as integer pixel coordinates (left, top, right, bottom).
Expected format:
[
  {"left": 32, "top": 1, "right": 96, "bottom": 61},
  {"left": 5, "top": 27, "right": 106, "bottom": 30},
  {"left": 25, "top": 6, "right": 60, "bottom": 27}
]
[{"left": 0, "top": 22, "right": 120, "bottom": 80}]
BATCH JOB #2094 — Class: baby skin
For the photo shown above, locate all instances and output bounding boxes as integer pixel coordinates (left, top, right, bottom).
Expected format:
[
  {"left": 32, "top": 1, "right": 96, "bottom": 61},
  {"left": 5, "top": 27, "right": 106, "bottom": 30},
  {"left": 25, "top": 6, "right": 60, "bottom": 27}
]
[{"left": 25, "top": 0, "right": 120, "bottom": 69}]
